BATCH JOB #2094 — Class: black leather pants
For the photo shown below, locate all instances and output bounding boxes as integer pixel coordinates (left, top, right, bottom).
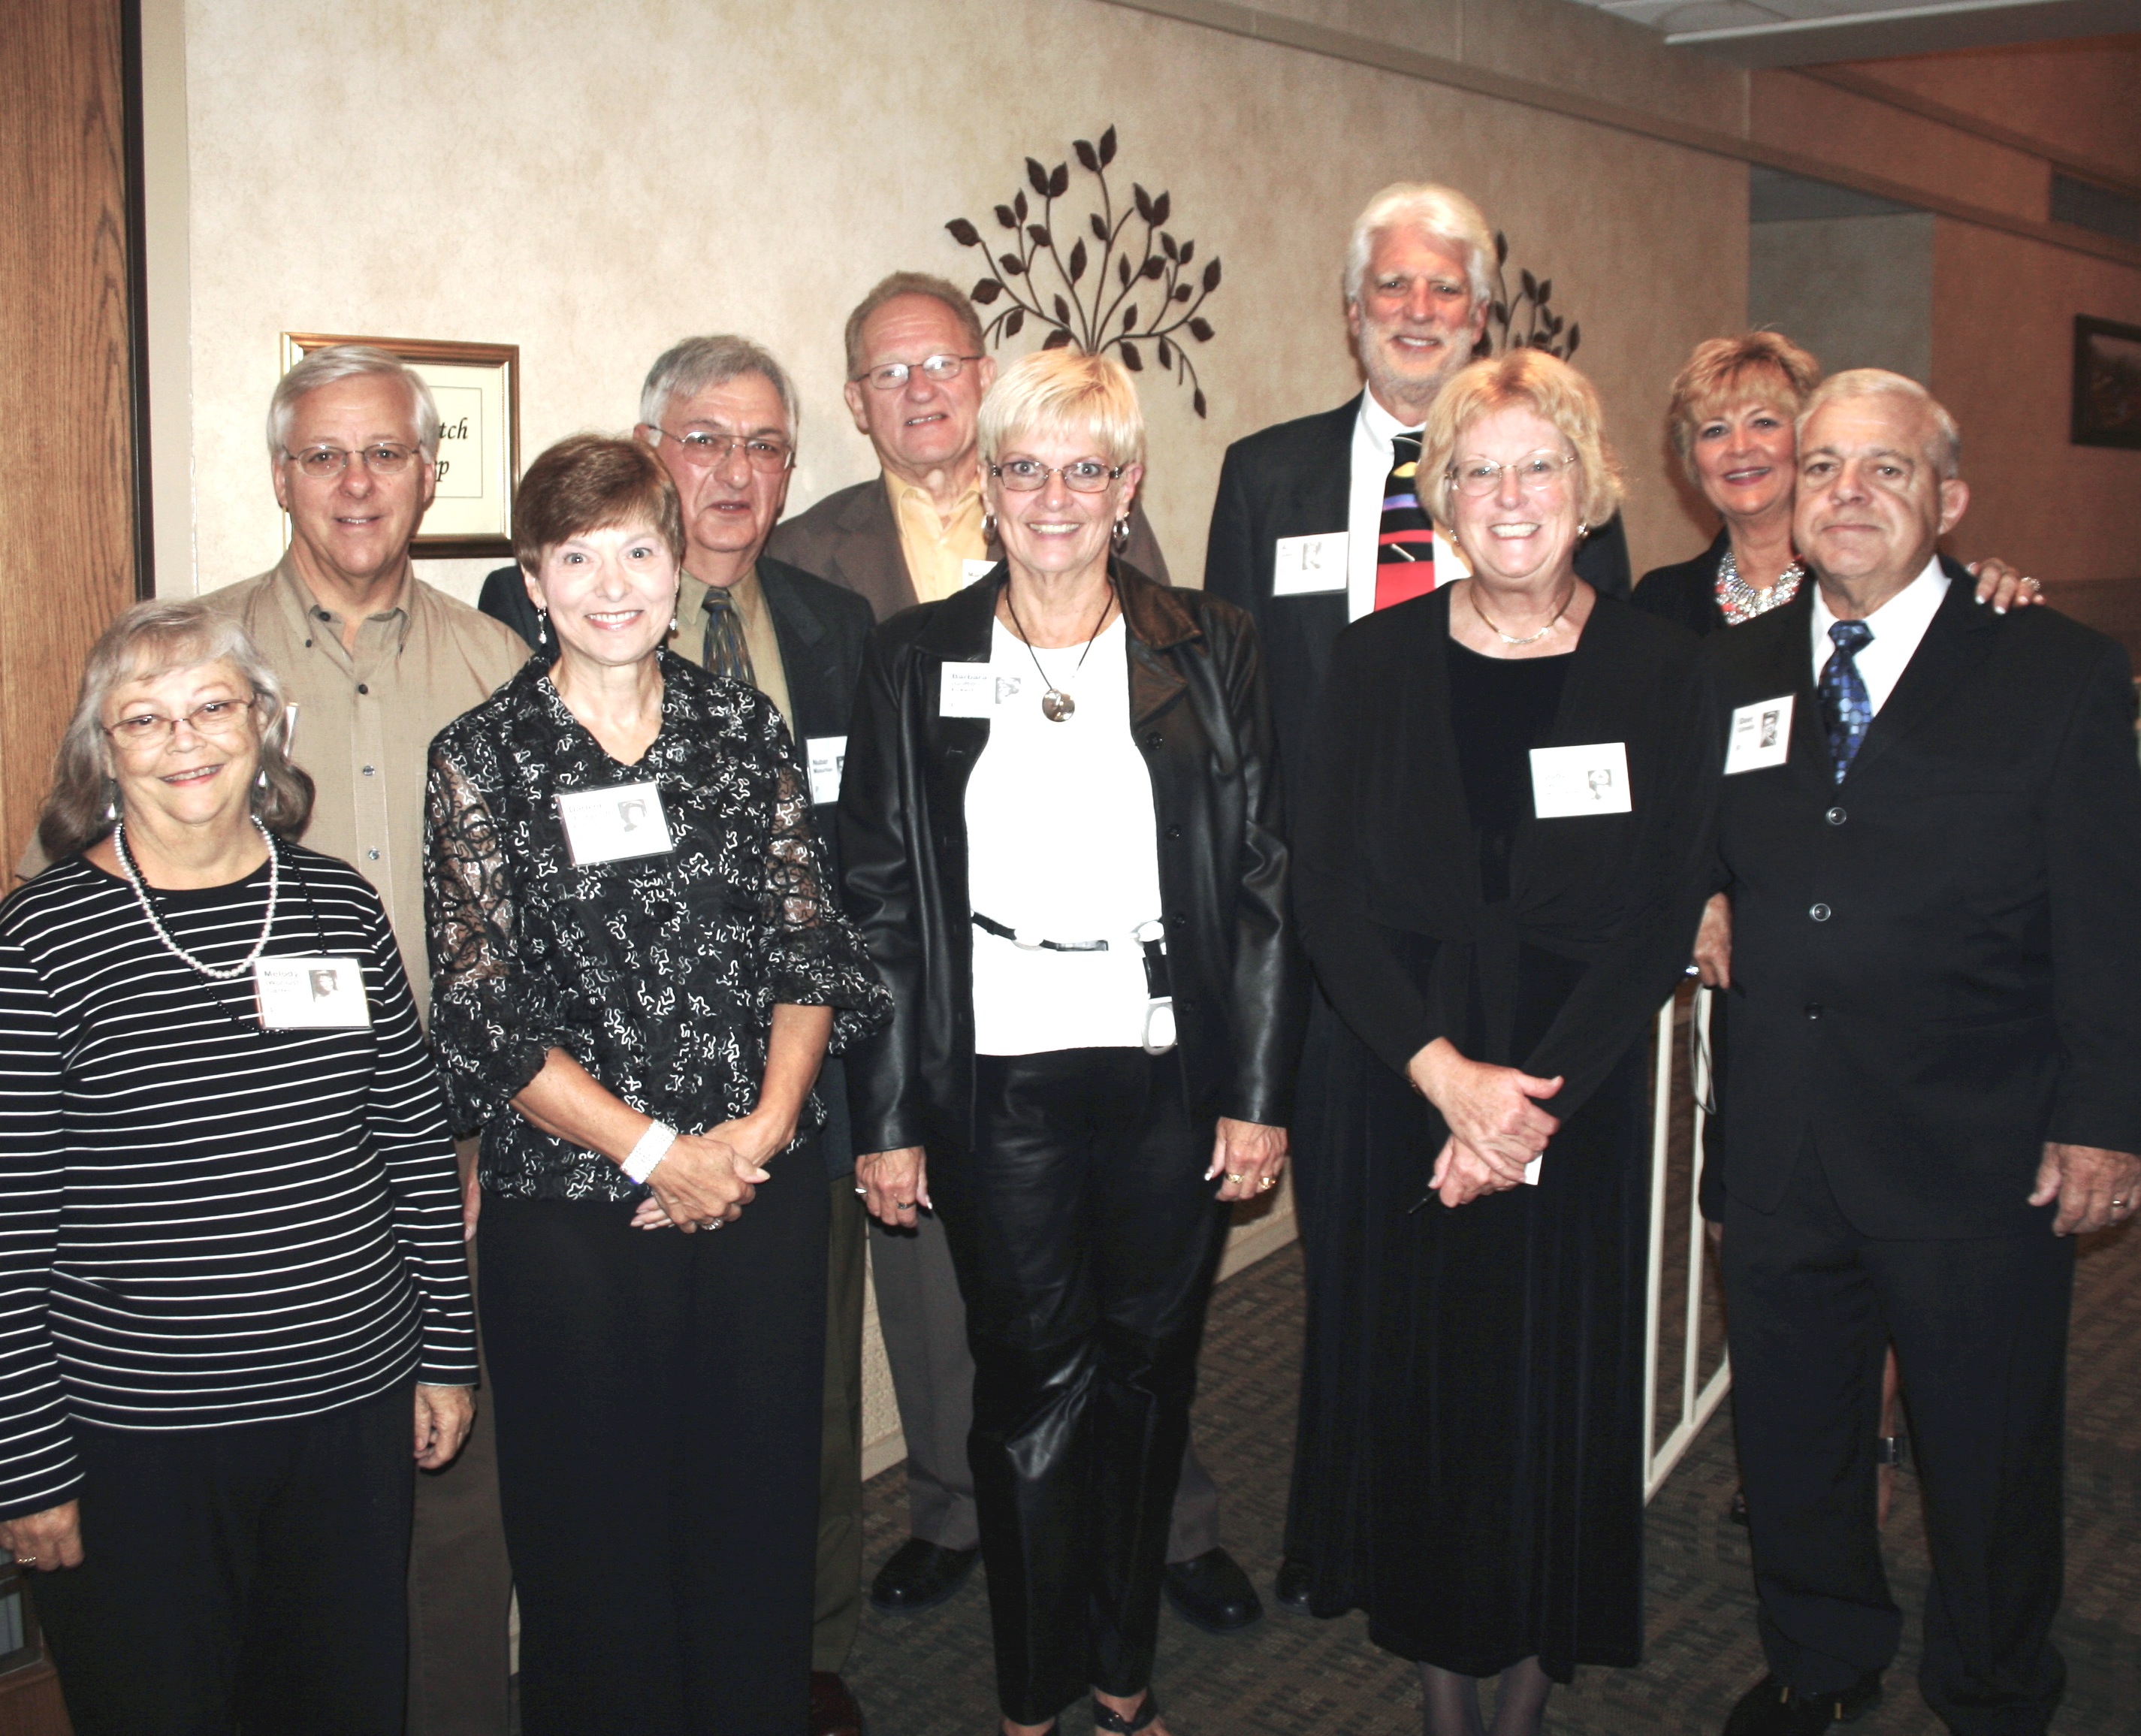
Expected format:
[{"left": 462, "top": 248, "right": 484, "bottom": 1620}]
[{"left": 928, "top": 1049, "right": 1229, "bottom": 1726}]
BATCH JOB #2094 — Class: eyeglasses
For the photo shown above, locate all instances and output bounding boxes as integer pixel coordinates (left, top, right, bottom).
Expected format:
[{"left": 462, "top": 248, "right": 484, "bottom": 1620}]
[
  {"left": 987, "top": 459, "right": 1124, "bottom": 494},
  {"left": 643, "top": 425, "right": 795, "bottom": 473},
  {"left": 854, "top": 354, "right": 984, "bottom": 391},
  {"left": 104, "top": 696, "right": 258, "bottom": 750},
  {"left": 1445, "top": 451, "right": 1578, "bottom": 498},
  {"left": 282, "top": 443, "right": 422, "bottom": 480}
]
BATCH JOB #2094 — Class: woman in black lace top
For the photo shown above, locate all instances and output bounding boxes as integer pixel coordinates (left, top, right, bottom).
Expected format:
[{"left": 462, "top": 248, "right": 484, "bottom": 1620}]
[{"left": 424, "top": 435, "right": 886, "bottom": 1736}]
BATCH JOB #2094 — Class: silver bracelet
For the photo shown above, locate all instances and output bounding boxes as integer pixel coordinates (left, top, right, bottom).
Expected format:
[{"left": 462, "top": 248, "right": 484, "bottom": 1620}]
[{"left": 622, "top": 1120, "right": 678, "bottom": 1185}]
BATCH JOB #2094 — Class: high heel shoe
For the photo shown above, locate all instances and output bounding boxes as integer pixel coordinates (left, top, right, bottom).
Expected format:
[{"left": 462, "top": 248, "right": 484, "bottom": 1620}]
[{"left": 1092, "top": 1688, "right": 1163, "bottom": 1732}]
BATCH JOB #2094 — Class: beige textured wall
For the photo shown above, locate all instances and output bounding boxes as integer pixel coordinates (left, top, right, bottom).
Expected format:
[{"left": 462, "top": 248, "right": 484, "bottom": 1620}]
[{"left": 1750, "top": 213, "right": 1934, "bottom": 385}]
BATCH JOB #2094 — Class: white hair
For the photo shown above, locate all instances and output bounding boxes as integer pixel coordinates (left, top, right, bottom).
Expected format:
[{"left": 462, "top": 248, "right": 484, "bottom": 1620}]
[
  {"left": 266, "top": 345, "right": 439, "bottom": 458},
  {"left": 1797, "top": 368, "right": 1961, "bottom": 479},
  {"left": 638, "top": 335, "right": 800, "bottom": 439},
  {"left": 1342, "top": 183, "right": 1496, "bottom": 310}
]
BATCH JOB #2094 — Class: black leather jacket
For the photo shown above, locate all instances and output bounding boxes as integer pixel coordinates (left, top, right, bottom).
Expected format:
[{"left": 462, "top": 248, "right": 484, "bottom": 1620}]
[{"left": 839, "top": 563, "right": 1302, "bottom": 1154}]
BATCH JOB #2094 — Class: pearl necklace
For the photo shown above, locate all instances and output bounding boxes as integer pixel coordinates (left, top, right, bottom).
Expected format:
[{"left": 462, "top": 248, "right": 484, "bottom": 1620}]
[
  {"left": 113, "top": 817, "right": 280, "bottom": 981},
  {"left": 1715, "top": 546, "right": 1805, "bottom": 626}
]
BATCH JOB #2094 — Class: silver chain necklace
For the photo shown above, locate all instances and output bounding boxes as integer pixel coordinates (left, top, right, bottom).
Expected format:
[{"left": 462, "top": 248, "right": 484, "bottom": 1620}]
[
  {"left": 113, "top": 817, "right": 281, "bottom": 981},
  {"left": 1715, "top": 545, "right": 1806, "bottom": 626}
]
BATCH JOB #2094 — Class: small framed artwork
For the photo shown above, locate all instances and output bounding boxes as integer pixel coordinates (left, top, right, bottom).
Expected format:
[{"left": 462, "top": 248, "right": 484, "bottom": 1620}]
[
  {"left": 280, "top": 333, "right": 521, "bottom": 557},
  {"left": 2071, "top": 315, "right": 2141, "bottom": 451}
]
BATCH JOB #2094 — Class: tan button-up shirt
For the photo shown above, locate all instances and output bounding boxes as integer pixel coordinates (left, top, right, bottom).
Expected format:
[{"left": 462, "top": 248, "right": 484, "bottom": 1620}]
[
  {"left": 675, "top": 566, "right": 793, "bottom": 726},
  {"left": 206, "top": 555, "right": 530, "bottom": 1013},
  {"left": 885, "top": 475, "right": 986, "bottom": 604}
]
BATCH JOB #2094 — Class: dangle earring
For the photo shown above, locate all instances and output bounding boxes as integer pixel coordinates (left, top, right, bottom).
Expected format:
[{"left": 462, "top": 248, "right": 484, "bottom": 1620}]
[
  {"left": 1110, "top": 516, "right": 1131, "bottom": 555},
  {"left": 103, "top": 780, "right": 118, "bottom": 823},
  {"left": 669, "top": 613, "right": 679, "bottom": 636},
  {"left": 255, "top": 768, "right": 268, "bottom": 790},
  {"left": 1575, "top": 521, "right": 1589, "bottom": 540},
  {"left": 536, "top": 609, "right": 549, "bottom": 646},
  {"left": 981, "top": 512, "right": 997, "bottom": 542}
]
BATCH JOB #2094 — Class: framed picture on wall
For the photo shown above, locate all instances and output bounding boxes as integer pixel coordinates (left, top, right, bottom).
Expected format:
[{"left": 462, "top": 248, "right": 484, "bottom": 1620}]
[
  {"left": 279, "top": 333, "right": 521, "bottom": 557},
  {"left": 2072, "top": 315, "right": 2141, "bottom": 451}
]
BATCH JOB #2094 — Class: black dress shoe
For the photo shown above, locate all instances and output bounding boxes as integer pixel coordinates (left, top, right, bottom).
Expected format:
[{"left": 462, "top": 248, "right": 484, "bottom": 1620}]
[
  {"left": 810, "top": 1671, "right": 864, "bottom": 1736},
  {"left": 1723, "top": 1669, "right": 1883, "bottom": 1734},
  {"left": 869, "top": 1537, "right": 980, "bottom": 1614},
  {"left": 1273, "top": 1555, "right": 1315, "bottom": 1614},
  {"left": 1162, "top": 1546, "right": 1264, "bottom": 1633}
]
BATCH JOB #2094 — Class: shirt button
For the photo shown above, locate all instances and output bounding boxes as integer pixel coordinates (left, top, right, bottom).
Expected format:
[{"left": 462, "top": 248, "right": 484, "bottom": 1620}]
[
  {"left": 1804, "top": 1003, "right": 1823, "bottom": 1020},
  {"left": 1810, "top": 902, "right": 1831, "bottom": 922},
  {"left": 367, "top": 849, "right": 381, "bottom": 861},
  {"left": 1146, "top": 734, "right": 1164, "bottom": 750},
  {"left": 1166, "top": 824, "right": 1183, "bottom": 841},
  {"left": 356, "top": 683, "right": 370, "bottom": 695},
  {"left": 1825, "top": 806, "right": 1847, "bottom": 826},
  {"left": 361, "top": 765, "right": 376, "bottom": 777}
]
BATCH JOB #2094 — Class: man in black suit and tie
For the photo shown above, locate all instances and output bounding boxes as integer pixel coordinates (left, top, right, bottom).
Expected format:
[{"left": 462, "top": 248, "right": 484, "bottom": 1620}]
[
  {"left": 1213, "top": 182, "right": 1632, "bottom": 1616},
  {"left": 766, "top": 273, "right": 1262, "bottom": 1644},
  {"left": 1703, "top": 370, "right": 2141, "bottom": 1736},
  {"left": 479, "top": 334, "right": 877, "bottom": 1736}
]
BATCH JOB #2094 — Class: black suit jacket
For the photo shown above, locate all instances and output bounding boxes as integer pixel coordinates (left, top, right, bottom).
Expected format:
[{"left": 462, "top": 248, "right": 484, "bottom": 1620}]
[
  {"left": 1633, "top": 528, "right": 1730, "bottom": 639},
  {"left": 766, "top": 476, "right": 1170, "bottom": 624},
  {"left": 1201, "top": 392, "right": 1632, "bottom": 780},
  {"left": 1703, "top": 560, "right": 2141, "bottom": 1238}
]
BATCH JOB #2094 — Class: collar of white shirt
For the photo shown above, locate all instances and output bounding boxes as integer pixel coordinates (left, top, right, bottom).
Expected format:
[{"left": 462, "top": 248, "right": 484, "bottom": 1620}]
[
  {"left": 1809, "top": 552, "right": 1949, "bottom": 717},
  {"left": 1347, "top": 391, "right": 1466, "bottom": 620}
]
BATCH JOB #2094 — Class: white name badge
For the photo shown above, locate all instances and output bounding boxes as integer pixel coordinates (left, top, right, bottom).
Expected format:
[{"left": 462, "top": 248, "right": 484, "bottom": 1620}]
[
  {"left": 1524, "top": 1154, "right": 1543, "bottom": 1187},
  {"left": 805, "top": 735, "right": 847, "bottom": 807},
  {"left": 939, "top": 664, "right": 1025, "bottom": 717},
  {"left": 1725, "top": 694, "right": 1795, "bottom": 775},
  {"left": 556, "top": 781, "right": 675, "bottom": 866},
  {"left": 1530, "top": 742, "right": 1633, "bottom": 818},
  {"left": 1272, "top": 531, "right": 1348, "bottom": 596},
  {"left": 254, "top": 956, "right": 371, "bottom": 1031},
  {"left": 962, "top": 558, "right": 998, "bottom": 588}
]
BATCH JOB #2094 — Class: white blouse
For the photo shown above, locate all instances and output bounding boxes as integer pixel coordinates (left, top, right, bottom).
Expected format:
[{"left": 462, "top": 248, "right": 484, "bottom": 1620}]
[{"left": 964, "top": 617, "right": 1166, "bottom": 1055}]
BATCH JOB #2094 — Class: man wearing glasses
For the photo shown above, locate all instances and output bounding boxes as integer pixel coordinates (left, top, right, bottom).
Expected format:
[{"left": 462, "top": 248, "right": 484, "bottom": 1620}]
[
  {"left": 209, "top": 344, "right": 530, "bottom": 1736},
  {"left": 771, "top": 278, "right": 1267, "bottom": 1648}
]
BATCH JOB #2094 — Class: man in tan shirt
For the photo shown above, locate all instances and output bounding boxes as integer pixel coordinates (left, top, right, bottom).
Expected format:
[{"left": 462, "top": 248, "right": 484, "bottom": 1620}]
[{"left": 208, "top": 346, "right": 527, "bottom": 1736}]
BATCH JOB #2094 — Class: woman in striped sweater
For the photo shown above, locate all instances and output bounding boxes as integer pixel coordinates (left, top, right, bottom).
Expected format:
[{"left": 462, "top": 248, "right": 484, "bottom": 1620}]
[{"left": 0, "top": 600, "right": 476, "bottom": 1735}]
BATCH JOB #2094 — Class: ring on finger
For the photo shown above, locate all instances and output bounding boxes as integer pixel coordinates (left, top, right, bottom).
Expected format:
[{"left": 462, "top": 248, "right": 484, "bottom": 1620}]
[
  {"left": 894, "top": 1200, "right": 915, "bottom": 1209},
  {"left": 1258, "top": 1175, "right": 1279, "bottom": 1191}
]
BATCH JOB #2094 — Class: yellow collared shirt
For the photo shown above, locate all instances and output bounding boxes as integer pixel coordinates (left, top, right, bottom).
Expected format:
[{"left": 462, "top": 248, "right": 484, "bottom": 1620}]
[{"left": 886, "top": 474, "right": 987, "bottom": 604}]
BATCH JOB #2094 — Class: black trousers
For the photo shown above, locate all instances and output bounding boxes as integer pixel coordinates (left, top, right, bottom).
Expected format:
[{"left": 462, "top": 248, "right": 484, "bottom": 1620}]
[
  {"left": 479, "top": 1174, "right": 827, "bottom": 1736},
  {"left": 1722, "top": 1149, "right": 2072, "bottom": 1734},
  {"left": 929, "top": 1048, "right": 1229, "bottom": 1727},
  {"left": 35, "top": 1384, "right": 414, "bottom": 1736}
]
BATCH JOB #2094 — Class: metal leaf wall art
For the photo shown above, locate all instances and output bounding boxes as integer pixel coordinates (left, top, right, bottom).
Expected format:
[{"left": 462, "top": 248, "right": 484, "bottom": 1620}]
[
  {"left": 946, "top": 125, "right": 1221, "bottom": 417},
  {"left": 1481, "top": 231, "right": 1580, "bottom": 361}
]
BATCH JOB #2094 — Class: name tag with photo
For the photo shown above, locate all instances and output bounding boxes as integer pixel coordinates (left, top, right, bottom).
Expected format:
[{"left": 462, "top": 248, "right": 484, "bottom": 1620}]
[
  {"left": 962, "top": 558, "right": 998, "bottom": 588},
  {"left": 1272, "top": 531, "right": 1348, "bottom": 596},
  {"left": 556, "top": 781, "right": 675, "bottom": 865},
  {"left": 1530, "top": 742, "right": 1633, "bottom": 818},
  {"left": 254, "top": 956, "right": 371, "bottom": 1031},
  {"left": 940, "top": 665, "right": 1026, "bottom": 717},
  {"left": 805, "top": 735, "right": 847, "bottom": 807},
  {"left": 1724, "top": 694, "right": 1795, "bottom": 775}
]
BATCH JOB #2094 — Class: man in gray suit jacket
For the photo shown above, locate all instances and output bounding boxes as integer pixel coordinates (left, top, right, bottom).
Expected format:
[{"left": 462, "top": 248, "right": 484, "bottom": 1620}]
[{"left": 767, "top": 273, "right": 1260, "bottom": 1639}]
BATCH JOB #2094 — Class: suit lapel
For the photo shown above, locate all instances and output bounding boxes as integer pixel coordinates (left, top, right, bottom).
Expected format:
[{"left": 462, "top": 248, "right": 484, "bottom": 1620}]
[
  {"left": 835, "top": 480, "right": 919, "bottom": 614},
  {"left": 760, "top": 563, "right": 833, "bottom": 744},
  {"left": 1841, "top": 563, "right": 1998, "bottom": 786}
]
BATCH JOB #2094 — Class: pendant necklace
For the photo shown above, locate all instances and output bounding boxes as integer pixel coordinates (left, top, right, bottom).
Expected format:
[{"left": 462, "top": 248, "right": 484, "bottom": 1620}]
[
  {"left": 1469, "top": 582, "right": 1573, "bottom": 648},
  {"left": 1003, "top": 579, "right": 1115, "bottom": 722},
  {"left": 1714, "top": 545, "right": 1805, "bottom": 626},
  {"left": 113, "top": 816, "right": 281, "bottom": 980}
]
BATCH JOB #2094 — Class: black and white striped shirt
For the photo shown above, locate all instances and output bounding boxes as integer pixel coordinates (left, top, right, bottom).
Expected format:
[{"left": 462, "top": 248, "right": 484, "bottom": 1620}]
[{"left": 0, "top": 843, "right": 475, "bottom": 1518}]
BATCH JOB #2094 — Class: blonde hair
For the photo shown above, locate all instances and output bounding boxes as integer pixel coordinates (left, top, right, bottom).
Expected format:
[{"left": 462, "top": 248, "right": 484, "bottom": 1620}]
[
  {"left": 1665, "top": 332, "right": 1822, "bottom": 483},
  {"left": 1798, "top": 368, "right": 1961, "bottom": 479},
  {"left": 977, "top": 348, "right": 1146, "bottom": 470},
  {"left": 1343, "top": 183, "right": 1496, "bottom": 310},
  {"left": 1418, "top": 350, "right": 1623, "bottom": 533},
  {"left": 38, "top": 600, "right": 313, "bottom": 863}
]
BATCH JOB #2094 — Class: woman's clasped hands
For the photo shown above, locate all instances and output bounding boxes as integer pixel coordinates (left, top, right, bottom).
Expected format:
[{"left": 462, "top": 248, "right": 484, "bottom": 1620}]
[
  {"left": 1406, "top": 1037, "right": 1563, "bottom": 1209},
  {"left": 628, "top": 1116, "right": 784, "bottom": 1232}
]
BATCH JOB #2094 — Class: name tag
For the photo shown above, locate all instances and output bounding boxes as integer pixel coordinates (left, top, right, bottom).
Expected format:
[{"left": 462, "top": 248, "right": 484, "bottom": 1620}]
[
  {"left": 805, "top": 735, "right": 847, "bottom": 807},
  {"left": 962, "top": 558, "right": 998, "bottom": 588},
  {"left": 556, "top": 781, "right": 675, "bottom": 865},
  {"left": 1530, "top": 742, "right": 1633, "bottom": 818},
  {"left": 1272, "top": 531, "right": 1348, "bottom": 596},
  {"left": 1724, "top": 694, "right": 1795, "bottom": 775},
  {"left": 1524, "top": 1154, "right": 1543, "bottom": 1186},
  {"left": 254, "top": 956, "right": 371, "bottom": 1031},
  {"left": 939, "top": 664, "right": 1025, "bottom": 717}
]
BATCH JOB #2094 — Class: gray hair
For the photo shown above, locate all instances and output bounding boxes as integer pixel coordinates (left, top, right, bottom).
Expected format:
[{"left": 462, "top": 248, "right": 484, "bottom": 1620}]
[
  {"left": 638, "top": 335, "right": 800, "bottom": 440},
  {"left": 1797, "top": 367, "right": 1962, "bottom": 479},
  {"left": 1342, "top": 183, "right": 1497, "bottom": 312},
  {"left": 266, "top": 345, "right": 440, "bottom": 459},
  {"left": 844, "top": 273, "right": 986, "bottom": 379},
  {"left": 38, "top": 600, "right": 314, "bottom": 864}
]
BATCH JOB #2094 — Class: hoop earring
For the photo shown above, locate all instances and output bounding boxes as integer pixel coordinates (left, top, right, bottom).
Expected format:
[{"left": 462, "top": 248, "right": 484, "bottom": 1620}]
[
  {"left": 981, "top": 512, "right": 997, "bottom": 542},
  {"left": 1110, "top": 517, "right": 1131, "bottom": 556}
]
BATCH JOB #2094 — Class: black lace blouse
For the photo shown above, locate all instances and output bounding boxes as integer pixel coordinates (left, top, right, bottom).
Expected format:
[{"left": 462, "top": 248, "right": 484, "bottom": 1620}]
[{"left": 424, "top": 653, "right": 889, "bottom": 1203}]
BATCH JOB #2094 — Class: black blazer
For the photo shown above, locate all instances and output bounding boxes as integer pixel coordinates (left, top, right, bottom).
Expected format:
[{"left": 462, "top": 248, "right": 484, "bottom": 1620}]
[
  {"left": 838, "top": 563, "right": 1302, "bottom": 1154},
  {"left": 1295, "top": 587, "right": 1714, "bottom": 1120},
  {"left": 1633, "top": 529, "right": 1730, "bottom": 639},
  {"left": 1702, "top": 561, "right": 2141, "bottom": 1237},
  {"left": 1202, "top": 393, "right": 1633, "bottom": 780}
]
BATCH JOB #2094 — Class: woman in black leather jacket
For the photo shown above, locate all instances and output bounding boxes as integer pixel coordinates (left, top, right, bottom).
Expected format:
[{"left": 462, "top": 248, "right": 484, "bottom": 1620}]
[{"left": 839, "top": 349, "right": 1300, "bottom": 1736}]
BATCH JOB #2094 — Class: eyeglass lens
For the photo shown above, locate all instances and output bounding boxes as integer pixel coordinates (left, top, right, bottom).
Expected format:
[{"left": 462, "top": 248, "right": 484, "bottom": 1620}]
[
  {"left": 990, "top": 460, "right": 1118, "bottom": 494},
  {"left": 663, "top": 430, "right": 793, "bottom": 472},
  {"left": 863, "top": 355, "right": 974, "bottom": 391},
  {"left": 1450, "top": 452, "right": 1573, "bottom": 497},
  {"left": 289, "top": 445, "right": 418, "bottom": 479}
]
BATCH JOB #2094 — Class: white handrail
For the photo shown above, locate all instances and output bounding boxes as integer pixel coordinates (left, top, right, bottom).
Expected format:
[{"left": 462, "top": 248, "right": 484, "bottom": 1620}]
[{"left": 1643, "top": 983, "right": 1732, "bottom": 1502}]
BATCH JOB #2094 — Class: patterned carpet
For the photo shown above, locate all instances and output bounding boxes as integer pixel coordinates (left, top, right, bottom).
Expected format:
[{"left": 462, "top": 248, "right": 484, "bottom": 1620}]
[{"left": 841, "top": 1228, "right": 2141, "bottom": 1736}]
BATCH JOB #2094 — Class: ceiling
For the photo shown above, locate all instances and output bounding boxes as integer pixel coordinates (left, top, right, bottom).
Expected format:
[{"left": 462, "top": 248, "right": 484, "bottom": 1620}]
[{"left": 1562, "top": 0, "right": 2141, "bottom": 65}]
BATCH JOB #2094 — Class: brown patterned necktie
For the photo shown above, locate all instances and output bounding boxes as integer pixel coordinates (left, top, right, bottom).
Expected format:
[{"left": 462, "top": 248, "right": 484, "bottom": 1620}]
[{"left": 702, "top": 584, "right": 754, "bottom": 685}]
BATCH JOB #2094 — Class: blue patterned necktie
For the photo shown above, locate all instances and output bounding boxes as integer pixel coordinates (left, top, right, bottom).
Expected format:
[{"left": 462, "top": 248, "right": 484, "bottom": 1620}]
[
  {"left": 1819, "top": 619, "right": 1874, "bottom": 783},
  {"left": 702, "top": 584, "right": 754, "bottom": 686}
]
